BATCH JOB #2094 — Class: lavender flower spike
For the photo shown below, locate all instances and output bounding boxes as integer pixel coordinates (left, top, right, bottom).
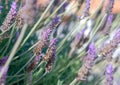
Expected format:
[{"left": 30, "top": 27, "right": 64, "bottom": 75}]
[
  {"left": 34, "top": 28, "right": 52, "bottom": 56},
  {"left": 34, "top": 17, "right": 60, "bottom": 56},
  {"left": 76, "top": 42, "right": 96, "bottom": 81},
  {"left": 105, "top": 64, "right": 114, "bottom": 85},
  {"left": 0, "top": 2, "right": 17, "bottom": 32},
  {"left": 103, "top": 14, "right": 114, "bottom": 34},
  {"left": 0, "top": 57, "right": 8, "bottom": 85},
  {"left": 0, "top": 6, "right": 3, "bottom": 14},
  {"left": 100, "top": 28, "right": 120, "bottom": 58},
  {"left": 43, "top": 38, "right": 57, "bottom": 72},
  {"left": 83, "top": 0, "right": 90, "bottom": 17},
  {"left": 105, "top": 0, "right": 114, "bottom": 14}
]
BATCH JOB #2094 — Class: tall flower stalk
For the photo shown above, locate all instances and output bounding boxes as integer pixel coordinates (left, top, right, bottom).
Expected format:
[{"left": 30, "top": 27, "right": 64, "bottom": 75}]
[
  {"left": 99, "top": 28, "right": 120, "bottom": 61},
  {"left": 16, "top": 0, "right": 37, "bottom": 27},
  {"left": 43, "top": 38, "right": 57, "bottom": 72},
  {"left": 34, "top": 17, "right": 60, "bottom": 56},
  {"left": 70, "top": 42, "right": 96, "bottom": 85},
  {"left": 0, "top": 2, "right": 17, "bottom": 32}
]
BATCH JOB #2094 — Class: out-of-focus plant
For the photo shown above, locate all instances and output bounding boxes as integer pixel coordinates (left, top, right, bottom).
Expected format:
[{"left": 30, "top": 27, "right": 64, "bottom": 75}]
[{"left": 0, "top": 0, "right": 120, "bottom": 85}]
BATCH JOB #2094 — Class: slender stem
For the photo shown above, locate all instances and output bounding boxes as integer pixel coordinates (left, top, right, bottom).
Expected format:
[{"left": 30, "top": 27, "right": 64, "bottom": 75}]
[
  {"left": 44, "top": 0, "right": 67, "bottom": 24},
  {"left": 1, "top": 23, "right": 16, "bottom": 56},
  {"left": 0, "top": 24, "right": 28, "bottom": 79},
  {"left": 20, "top": 0, "right": 55, "bottom": 47},
  {"left": 69, "top": 79, "right": 78, "bottom": 85},
  {"left": 33, "top": 72, "right": 47, "bottom": 85},
  {"left": 7, "top": 54, "right": 35, "bottom": 82}
]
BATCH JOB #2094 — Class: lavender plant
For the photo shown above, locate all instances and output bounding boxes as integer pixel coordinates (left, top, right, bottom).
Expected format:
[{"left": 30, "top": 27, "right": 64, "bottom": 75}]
[{"left": 0, "top": 0, "right": 120, "bottom": 85}]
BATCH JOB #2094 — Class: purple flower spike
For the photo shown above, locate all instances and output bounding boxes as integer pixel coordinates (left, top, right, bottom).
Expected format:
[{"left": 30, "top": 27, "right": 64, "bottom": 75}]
[
  {"left": 108, "top": 14, "right": 113, "bottom": 23},
  {"left": 0, "top": 57, "right": 8, "bottom": 85},
  {"left": 88, "top": 42, "right": 96, "bottom": 56},
  {"left": 49, "top": 38, "right": 57, "bottom": 47},
  {"left": 105, "top": 64, "right": 114, "bottom": 85},
  {"left": 10, "top": 2, "right": 17, "bottom": 17},
  {"left": 0, "top": 2, "right": 17, "bottom": 32},
  {"left": 43, "top": 38, "right": 57, "bottom": 72},
  {"left": 76, "top": 42, "right": 96, "bottom": 81},
  {"left": 106, "top": 0, "right": 114, "bottom": 13},
  {"left": 0, "top": 6, "right": 3, "bottom": 14},
  {"left": 53, "top": 16, "right": 60, "bottom": 24},
  {"left": 83, "top": 0, "right": 90, "bottom": 17},
  {"left": 0, "top": 57, "right": 8, "bottom": 66},
  {"left": 43, "top": 29, "right": 52, "bottom": 41},
  {"left": 34, "top": 17, "right": 59, "bottom": 56}
]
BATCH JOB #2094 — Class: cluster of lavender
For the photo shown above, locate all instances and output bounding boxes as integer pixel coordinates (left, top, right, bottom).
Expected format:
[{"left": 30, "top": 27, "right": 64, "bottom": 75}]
[
  {"left": 0, "top": 2, "right": 17, "bottom": 32},
  {"left": 75, "top": 43, "right": 96, "bottom": 81},
  {"left": 27, "top": 17, "right": 60, "bottom": 72},
  {"left": 99, "top": 29, "right": 120, "bottom": 61},
  {"left": 16, "top": 0, "right": 37, "bottom": 27},
  {"left": 34, "top": 17, "right": 60, "bottom": 56},
  {"left": 0, "top": 57, "right": 8, "bottom": 85}
]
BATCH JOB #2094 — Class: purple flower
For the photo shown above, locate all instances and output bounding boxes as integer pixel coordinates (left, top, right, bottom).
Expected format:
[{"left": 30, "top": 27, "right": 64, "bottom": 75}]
[
  {"left": 105, "top": 64, "right": 114, "bottom": 85},
  {"left": 108, "top": 14, "right": 113, "bottom": 23},
  {"left": 73, "top": 29, "right": 85, "bottom": 46},
  {"left": 88, "top": 42, "right": 96, "bottom": 56},
  {"left": 105, "top": 0, "right": 114, "bottom": 13},
  {"left": 43, "top": 38, "right": 57, "bottom": 72},
  {"left": 0, "top": 57, "right": 8, "bottom": 66},
  {"left": 76, "top": 42, "right": 96, "bottom": 81},
  {"left": 103, "top": 14, "right": 114, "bottom": 34},
  {"left": 43, "top": 28, "right": 52, "bottom": 43},
  {"left": 0, "top": 6, "right": 3, "bottom": 14},
  {"left": 113, "top": 29, "right": 120, "bottom": 44},
  {"left": 49, "top": 38, "right": 57, "bottom": 47},
  {"left": 34, "top": 17, "right": 60, "bottom": 56},
  {"left": 0, "top": 2, "right": 17, "bottom": 32},
  {"left": 0, "top": 57, "right": 8, "bottom": 85},
  {"left": 51, "top": 16, "right": 60, "bottom": 28},
  {"left": 16, "top": 0, "right": 37, "bottom": 27},
  {"left": 83, "top": 0, "right": 90, "bottom": 17}
]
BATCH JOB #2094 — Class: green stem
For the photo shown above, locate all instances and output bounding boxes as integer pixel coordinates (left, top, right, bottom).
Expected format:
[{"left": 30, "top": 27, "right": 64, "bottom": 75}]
[
  {"left": 69, "top": 79, "right": 78, "bottom": 85},
  {"left": 1, "top": 23, "right": 16, "bottom": 56},
  {"left": 0, "top": 24, "right": 28, "bottom": 79},
  {"left": 7, "top": 55, "right": 35, "bottom": 82}
]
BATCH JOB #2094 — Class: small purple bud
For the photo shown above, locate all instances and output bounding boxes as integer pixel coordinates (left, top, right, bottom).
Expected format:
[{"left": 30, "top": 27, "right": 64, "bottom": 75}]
[
  {"left": 43, "top": 29, "right": 52, "bottom": 40},
  {"left": 63, "top": 2, "right": 68, "bottom": 9},
  {"left": 0, "top": 57, "right": 8, "bottom": 66},
  {"left": 88, "top": 42, "right": 96, "bottom": 56},
  {"left": 105, "top": 64, "right": 114, "bottom": 85},
  {"left": 107, "top": 14, "right": 113, "bottom": 23},
  {"left": 53, "top": 16, "right": 60, "bottom": 24},
  {"left": 49, "top": 38, "right": 57, "bottom": 47},
  {"left": 106, "top": 64, "right": 114, "bottom": 74}
]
